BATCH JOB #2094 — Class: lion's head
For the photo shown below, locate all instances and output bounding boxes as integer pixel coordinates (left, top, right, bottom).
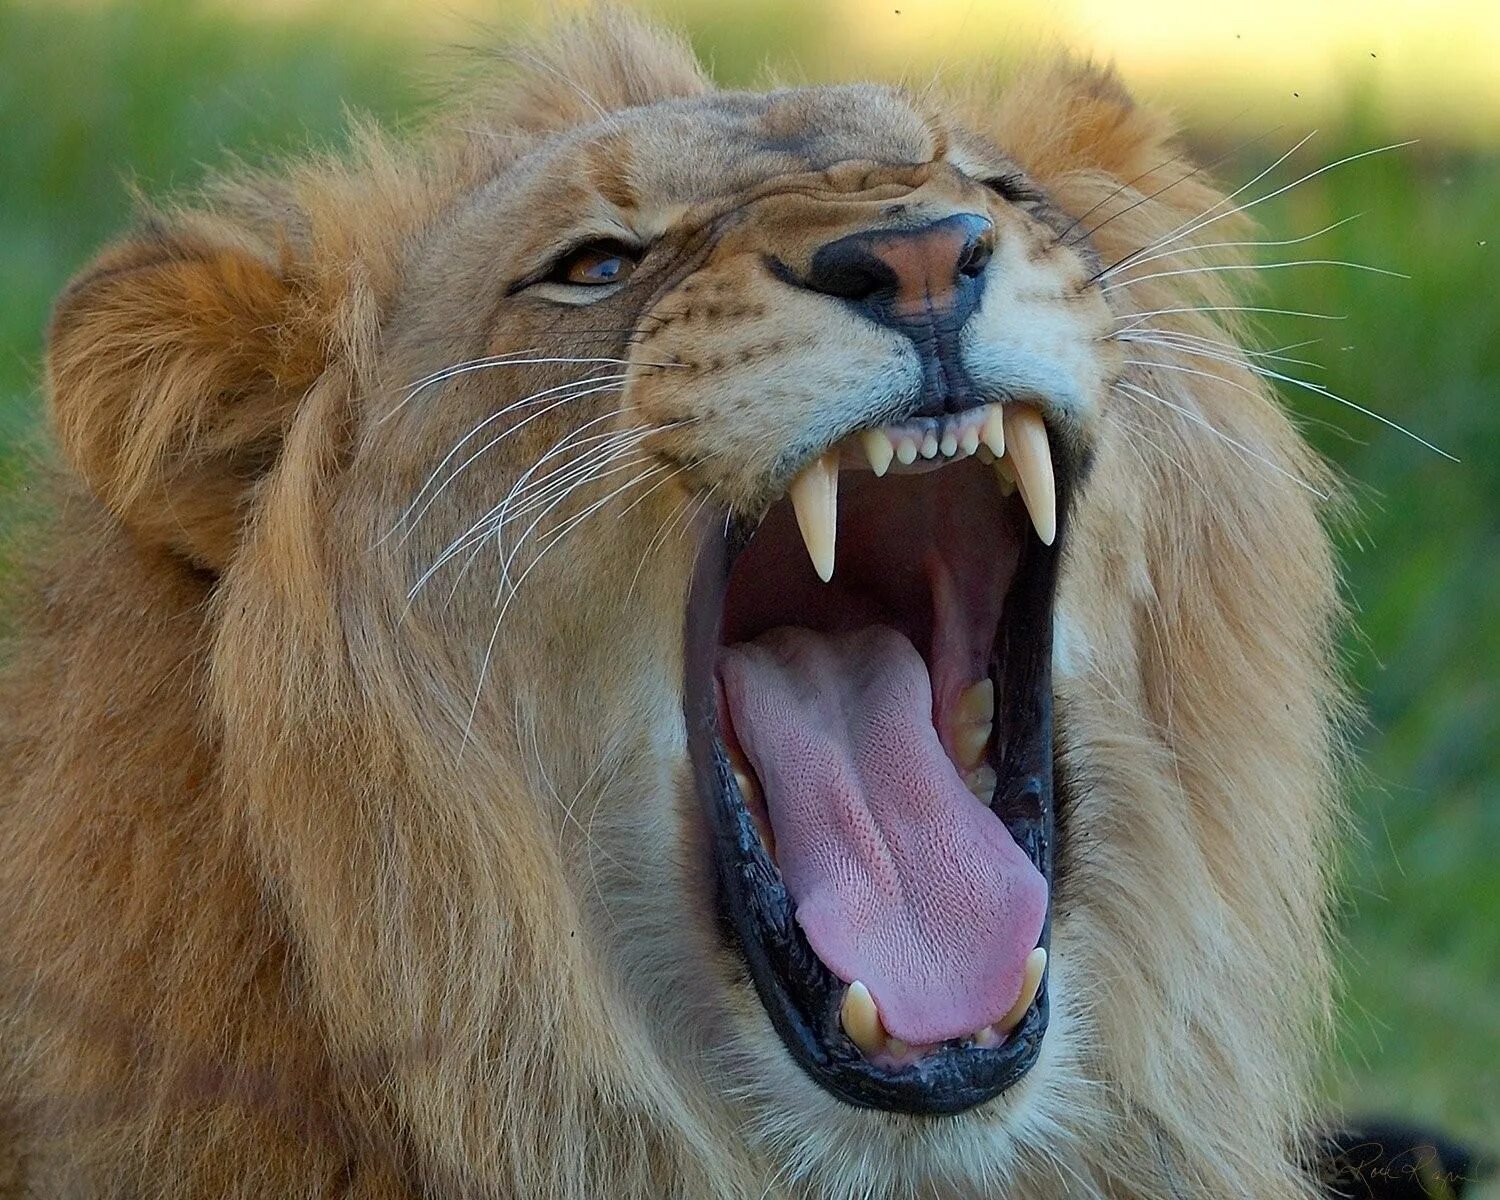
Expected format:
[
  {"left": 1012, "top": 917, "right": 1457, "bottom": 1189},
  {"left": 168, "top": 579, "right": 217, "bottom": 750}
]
[{"left": 6, "top": 11, "right": 1343, "bottom": 1199}]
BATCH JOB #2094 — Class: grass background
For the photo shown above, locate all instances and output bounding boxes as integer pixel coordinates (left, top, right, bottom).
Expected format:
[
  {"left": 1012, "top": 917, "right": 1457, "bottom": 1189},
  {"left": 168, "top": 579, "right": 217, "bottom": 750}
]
[{"left": 1, "top": 0, "right": 1495, "bottom": 1174}]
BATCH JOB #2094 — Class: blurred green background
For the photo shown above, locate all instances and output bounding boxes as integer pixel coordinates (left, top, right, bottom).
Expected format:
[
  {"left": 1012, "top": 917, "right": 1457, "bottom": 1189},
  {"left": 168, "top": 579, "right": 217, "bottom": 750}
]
[{"left": 1, "top": 0, "right": 1495, "bottom": 1170}]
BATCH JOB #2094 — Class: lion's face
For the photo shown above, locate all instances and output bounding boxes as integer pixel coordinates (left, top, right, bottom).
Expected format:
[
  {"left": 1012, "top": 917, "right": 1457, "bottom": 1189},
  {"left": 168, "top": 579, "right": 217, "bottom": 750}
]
[
  {"left": 44, "top": 18, "right": 1340, "bottom": 1199},
  {"left": 365, "top": 79, "right": 1115, "bottom": 1124}
]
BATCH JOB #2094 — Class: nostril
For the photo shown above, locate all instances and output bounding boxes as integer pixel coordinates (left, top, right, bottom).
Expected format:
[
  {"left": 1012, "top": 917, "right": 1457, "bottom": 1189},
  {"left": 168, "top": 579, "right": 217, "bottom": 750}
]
[
  {"left": 958, "top": 237, "right": 993, "bottom": 279},
  {"left": 803, "top": 247, "right": 898, "bottom": 304}
]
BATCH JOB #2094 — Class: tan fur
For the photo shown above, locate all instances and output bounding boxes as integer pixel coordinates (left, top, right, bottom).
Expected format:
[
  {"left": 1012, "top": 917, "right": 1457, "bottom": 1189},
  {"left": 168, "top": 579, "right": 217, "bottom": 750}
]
[{"left": 1, "top": 11, "right": 1342, "bottom": 1198}]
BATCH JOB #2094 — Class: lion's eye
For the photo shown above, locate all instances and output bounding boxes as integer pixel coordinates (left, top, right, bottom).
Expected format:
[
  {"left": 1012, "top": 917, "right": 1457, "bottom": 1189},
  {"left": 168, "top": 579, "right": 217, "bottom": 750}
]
[
  {"left": 550, "top": 241, "right": 639, "bottom": 287},
  {"left": 983, "top": 174, "right": 1045, "bottom": 206}
]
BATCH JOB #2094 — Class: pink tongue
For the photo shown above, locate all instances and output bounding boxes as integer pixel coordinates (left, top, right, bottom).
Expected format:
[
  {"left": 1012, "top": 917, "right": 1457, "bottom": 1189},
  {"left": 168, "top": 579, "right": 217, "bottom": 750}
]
[{"left": 717, "top": 626, "right": 1047, "bottom": 1045}]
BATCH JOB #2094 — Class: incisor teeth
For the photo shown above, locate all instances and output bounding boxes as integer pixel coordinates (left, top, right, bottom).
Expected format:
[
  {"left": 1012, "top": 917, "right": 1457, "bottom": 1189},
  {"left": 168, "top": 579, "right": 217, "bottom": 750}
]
[
  {"left": 972, "top": 1024, "right": 1003, "bottom": 1049},
  {"left": 979, "top": 405, "right": 1006, "bottom": 459},
  {"left": 788, "top": 451, "right": 839, "bottom": 582},
  {"left": 1003, "top": 407, "right": 1057, "bottom": 546},
  {"left": 998, "top": 947, "right": 1047, "bottom": 1033},
  {"left": 939, "top": 430, "right": 958, "bottom": 457},
  {"left": 895, "top": 438, "right": 918, "bottom": 466},
  {"left": 920, "top": 432, "right": 939, "bottom": 459},
  {"left": 840, "top": 981, "right": 886, "bottom": 1056},
  {"left": 959, "top": 427, "right": 980, "bottom": 456},
  {"left": 861, "top": 429, "right": 894, "bottom": 477}
]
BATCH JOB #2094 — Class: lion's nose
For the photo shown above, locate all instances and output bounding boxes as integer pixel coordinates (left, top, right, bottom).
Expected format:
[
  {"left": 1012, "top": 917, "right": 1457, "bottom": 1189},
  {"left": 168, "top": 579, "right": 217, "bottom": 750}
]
[{"left": 802, "top": 213, "right": 993, "bottom": 326}]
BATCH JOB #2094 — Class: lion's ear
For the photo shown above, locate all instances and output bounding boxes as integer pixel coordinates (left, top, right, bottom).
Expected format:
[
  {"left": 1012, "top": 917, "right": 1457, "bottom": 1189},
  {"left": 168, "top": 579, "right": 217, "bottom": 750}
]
[{"left": 47, "top": 216, "right": 327, "bottom": 571}]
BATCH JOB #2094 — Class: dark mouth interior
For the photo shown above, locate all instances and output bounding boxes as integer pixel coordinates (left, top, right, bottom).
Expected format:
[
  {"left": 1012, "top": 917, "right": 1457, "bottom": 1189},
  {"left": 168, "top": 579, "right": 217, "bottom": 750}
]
[{"left": 684, "top": 455, "right": 1062, "bottom": 1115}]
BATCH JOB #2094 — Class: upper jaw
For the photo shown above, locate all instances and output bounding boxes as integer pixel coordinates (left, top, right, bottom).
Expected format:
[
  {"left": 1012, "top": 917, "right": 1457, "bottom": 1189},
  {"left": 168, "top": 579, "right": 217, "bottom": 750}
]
[{"left": 783, "top": 398, "right": 1060, "bottom": 586}]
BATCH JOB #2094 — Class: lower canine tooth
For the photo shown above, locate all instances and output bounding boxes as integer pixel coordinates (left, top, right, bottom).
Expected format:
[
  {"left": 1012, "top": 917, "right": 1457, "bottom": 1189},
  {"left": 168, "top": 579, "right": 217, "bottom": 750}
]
[
  {"left": 787, "top": 451, "right": 839, "bottom": 582},
  {"left": 998, "top": 947, "right": 1047, "bottom": 1033},
  {"left": 840, "top": 981, "right": 886, "bottom": 1056},
  {"left": 992, "top": 456, "right": 1017, "bottom": 497}
]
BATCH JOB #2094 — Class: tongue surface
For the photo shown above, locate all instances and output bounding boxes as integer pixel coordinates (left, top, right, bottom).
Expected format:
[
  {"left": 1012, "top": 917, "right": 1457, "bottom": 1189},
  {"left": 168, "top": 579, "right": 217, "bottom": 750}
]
[{"left": 718, "top": 626, "right": 1047, "bottom": 1045}]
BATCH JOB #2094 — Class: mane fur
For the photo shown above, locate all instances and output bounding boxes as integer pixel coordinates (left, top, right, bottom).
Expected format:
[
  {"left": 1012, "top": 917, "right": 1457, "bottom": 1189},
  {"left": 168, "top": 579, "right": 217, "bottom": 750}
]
[{"left": 1, "top": 11, "right": 1344, "bottom": 1198}]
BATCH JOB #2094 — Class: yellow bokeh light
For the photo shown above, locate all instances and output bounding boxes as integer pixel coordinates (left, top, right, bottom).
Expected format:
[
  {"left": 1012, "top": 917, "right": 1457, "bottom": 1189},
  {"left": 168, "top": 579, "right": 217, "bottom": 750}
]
[{"left": 32, "top": 0, "right": 1500, "bottom": 143}]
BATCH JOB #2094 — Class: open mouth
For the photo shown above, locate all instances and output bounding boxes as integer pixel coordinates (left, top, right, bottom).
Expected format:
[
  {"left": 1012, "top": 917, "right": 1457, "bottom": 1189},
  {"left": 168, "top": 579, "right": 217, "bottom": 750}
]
[{"left": 684, "top": 401, "right": 1068, "bottom": 1116}]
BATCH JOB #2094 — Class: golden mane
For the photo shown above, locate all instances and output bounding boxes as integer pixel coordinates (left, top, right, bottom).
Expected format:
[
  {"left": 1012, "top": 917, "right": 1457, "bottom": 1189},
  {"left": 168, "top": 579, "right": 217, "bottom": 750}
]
[{"left": 2, "top": 11, "right": 1343, "bottom": 1198}]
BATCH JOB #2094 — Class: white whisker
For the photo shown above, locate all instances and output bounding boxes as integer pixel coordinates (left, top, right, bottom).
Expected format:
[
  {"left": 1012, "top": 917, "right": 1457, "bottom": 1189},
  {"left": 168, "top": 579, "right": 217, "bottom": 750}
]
[
  {"left": 458, "top": 440, "right": 677, "bottom": 752},
  {"left": 1095, "top": 131, "right": 1319, "bottom": 278},
  {"left": 1112, "top": 304, "right": 1347, "bottom": 329},
  {"left": 381, "top": 376, "right": 630, "bottom": 545},
  {"left": 531, "top": 463, "right": 673, "bottom": 556},
  {"left": 411, "top": 430, "right": 652, "bottom": 600},
  {"left": 490, "top": 417, "right": 693, "bottom": 596},
  {"left": 1234, "top": 361, "right": 1459, "bottom": 462},
  {"left": 1122, "top": 347, "right": 1457, "bottom": 461},
  {"left": 1103, "top": 136, "right": 1414, "bottom": 279},
  {"left": 407, "top": 422, "right": 646, "bottom": 599},
  {"left": 381, "top": 352, "right": 664, "bottom": 423},
  {"left": 1112, "top": 380, "right": 1328, "bottom": 498},
  {"left": 1116, "top": 329, "right": 1326, "bottom": 370},
  {"left": 1102, "top": 257, "right": 1408, "bottom": 295},
  {"left": 1100, "top": 213, "right": 1363, "bottom": 279}
]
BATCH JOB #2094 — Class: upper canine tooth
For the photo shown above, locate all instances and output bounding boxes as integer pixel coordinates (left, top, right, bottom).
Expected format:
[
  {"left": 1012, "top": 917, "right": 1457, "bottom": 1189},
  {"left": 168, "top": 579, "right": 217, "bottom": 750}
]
[
  {"left": 788, "top": 451, "right": 839, "bottom": 582},
  {"left": 840, "top": 980, "right": 886, "bottom": 1056},
  {"left": 980, "top": 404, "right": 1006, "bottom": 458},
  {"left": 860, "top": 429, "right": 894, "bottom": 477},
  {"left": 998, "top": 947, "right": 1047, "bottom": 1033},
  {"left": 1002, "top": 406, "right": 1057, "bottom": 546}
]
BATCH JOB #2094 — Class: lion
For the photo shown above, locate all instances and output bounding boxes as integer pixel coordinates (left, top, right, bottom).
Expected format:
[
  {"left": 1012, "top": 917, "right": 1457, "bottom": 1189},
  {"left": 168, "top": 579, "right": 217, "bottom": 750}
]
[{"left": 0, "top": 10, "right": 1354, "bottom": 1198}]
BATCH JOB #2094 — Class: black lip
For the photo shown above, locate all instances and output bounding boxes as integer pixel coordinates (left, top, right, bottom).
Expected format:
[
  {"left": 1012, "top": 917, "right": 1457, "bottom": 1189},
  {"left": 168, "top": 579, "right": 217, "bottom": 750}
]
[{"left": 683, "top": 467, "right": 1070, "bottom": 1117}]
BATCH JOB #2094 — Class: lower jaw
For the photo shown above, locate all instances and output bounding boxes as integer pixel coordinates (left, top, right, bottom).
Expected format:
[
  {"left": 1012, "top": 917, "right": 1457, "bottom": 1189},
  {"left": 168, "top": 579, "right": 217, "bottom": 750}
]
[{"left": 682, "top": 501, "right": 1062, "bottom": 1117}]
